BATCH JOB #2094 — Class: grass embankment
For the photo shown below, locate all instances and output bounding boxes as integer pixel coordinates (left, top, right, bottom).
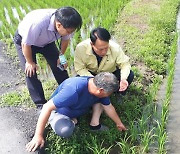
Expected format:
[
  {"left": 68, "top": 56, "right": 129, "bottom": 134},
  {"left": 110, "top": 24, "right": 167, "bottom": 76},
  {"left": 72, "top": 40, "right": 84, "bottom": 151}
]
[
  {"left": 0, "top": 0, "right": 180, "bottom": 153},
  {"left": 113, "top": 0, "right": 179, "bottom": 153}
]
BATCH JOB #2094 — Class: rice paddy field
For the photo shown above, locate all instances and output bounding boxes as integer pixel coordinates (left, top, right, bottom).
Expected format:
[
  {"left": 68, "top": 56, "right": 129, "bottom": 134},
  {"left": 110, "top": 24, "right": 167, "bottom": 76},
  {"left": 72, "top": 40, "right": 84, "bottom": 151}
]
[
  {"left": 0, "top": 0, "right": 180, "bottom": 153},
  {"left": 0, "top": 0, "right": 129, "bottom": 41}
]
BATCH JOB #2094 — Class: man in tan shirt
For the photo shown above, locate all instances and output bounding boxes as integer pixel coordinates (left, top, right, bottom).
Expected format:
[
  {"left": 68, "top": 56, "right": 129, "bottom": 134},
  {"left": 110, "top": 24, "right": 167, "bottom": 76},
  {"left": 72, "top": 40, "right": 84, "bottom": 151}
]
[{"left": 74, "top": 27, "right": 134, "bottom": 131}]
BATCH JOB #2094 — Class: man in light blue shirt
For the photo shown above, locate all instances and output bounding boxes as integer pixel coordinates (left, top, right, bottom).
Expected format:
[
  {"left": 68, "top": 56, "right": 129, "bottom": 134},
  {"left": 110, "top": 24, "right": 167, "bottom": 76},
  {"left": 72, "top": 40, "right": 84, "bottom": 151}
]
[{"left": 14, "top": 7, "right": 82, "bottom": 108}]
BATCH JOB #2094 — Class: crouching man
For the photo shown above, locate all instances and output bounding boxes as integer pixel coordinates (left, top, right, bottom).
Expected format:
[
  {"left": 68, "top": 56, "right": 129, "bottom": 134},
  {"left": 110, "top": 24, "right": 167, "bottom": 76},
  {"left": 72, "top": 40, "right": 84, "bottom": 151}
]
[{"left": 26, "top": 72, "right": 127, "bottom": 152}]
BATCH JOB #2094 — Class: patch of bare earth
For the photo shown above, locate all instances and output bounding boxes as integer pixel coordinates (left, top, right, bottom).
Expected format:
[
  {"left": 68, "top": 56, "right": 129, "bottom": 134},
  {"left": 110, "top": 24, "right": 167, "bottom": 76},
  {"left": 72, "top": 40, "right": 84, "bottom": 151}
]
[
  {"left": 0, "top": 41, "right": 40, "bottom": 154},
  {"left": 0, "top": 41, "right": 25, "bottom": 96},
  {"left": 114, "top": 0, "right": 163, "bottom": 89}
]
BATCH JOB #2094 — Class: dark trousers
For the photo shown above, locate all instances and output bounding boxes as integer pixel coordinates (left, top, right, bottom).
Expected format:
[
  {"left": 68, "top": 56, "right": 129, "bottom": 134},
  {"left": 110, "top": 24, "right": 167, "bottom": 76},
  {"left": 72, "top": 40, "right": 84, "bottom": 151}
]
[
  {"left": 113, "top": 69, "right": 134, "bottom": 95},
  {"left": 90, "top": 69, "right": 134, "bottom": 95},
  {"left": 13, "top": 31, "right": 69, "bottom": 105}
]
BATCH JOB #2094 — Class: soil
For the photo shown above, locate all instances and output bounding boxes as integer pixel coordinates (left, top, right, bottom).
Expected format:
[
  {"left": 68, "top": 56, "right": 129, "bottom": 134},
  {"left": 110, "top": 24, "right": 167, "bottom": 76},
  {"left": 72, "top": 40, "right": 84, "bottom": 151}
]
[
  {"left": 0, "top": 41, "right": 39, "bottom": 154},
  {"left": 0, "top": 41, "right": 25, "bottom": 94}
]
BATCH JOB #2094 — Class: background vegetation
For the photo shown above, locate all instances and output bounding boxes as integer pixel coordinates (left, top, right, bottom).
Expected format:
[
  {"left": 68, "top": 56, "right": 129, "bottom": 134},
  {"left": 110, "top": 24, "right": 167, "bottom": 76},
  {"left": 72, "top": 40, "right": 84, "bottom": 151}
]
[{"left": 0, "top": 0, "right": 180, "bottom": 153}]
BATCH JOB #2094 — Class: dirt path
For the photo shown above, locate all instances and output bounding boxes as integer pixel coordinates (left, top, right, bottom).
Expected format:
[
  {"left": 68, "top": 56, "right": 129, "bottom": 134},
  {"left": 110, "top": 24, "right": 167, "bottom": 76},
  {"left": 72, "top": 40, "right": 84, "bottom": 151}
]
[
  {"left": 0, "top": 41, "right": 39, "bottom": 154},
  {"left": 0, "top": 41, "right": 25, "bottom": 94},
  {"left": 0, "top": 106, "right": 39, "bottom": 154}
]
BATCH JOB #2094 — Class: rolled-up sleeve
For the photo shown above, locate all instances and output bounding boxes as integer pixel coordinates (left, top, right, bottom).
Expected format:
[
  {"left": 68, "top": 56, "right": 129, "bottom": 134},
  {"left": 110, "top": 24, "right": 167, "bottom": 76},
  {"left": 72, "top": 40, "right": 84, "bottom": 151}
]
[{"left": 116, "top": 47, "right": 131, "bottom": 80}]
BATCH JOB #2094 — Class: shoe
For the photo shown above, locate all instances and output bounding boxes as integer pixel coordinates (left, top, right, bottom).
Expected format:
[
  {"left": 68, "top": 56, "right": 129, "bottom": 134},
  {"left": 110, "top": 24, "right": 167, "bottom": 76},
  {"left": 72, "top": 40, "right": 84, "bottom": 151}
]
[
  {"left": 90, "top": 124, "right": 109, "bottom": 132},
  {"left": 36, "top": 104, "right": 44, "bottom": 109},
  {"left": 36, "top": 104, "right": 44, "bottom": 116},
  {"left": 71, "top": 118, "right": 78, "bottom": 125}
]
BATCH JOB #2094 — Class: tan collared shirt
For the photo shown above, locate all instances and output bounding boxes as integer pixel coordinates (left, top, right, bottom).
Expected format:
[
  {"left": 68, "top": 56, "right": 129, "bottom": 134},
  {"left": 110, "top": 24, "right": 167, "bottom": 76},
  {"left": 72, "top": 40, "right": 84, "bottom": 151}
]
[{"left": 74, "top": 39, "right": 131, "bottom": 80}]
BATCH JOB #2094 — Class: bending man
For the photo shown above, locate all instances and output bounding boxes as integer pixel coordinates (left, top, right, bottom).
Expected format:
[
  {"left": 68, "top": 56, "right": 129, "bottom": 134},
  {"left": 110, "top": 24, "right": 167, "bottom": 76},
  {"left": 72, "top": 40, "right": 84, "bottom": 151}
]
[
  {"left": 14, "top": 7, "right": 82, "bottom": 108},
  {"left": 26, "top": 72, "right": 127, "bottom": 152}
]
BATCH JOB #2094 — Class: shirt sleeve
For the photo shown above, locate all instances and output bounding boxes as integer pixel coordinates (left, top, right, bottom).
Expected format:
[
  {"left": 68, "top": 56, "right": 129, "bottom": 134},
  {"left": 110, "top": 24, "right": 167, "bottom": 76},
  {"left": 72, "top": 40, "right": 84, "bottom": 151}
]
[
  {"left": 100, "top": 97, "right": 111, "bottom": 105},
  {"left": 74, "top": 44, "right": 94, "bottom": 76},
  {"left": 52, "top": 84, "right": 78, "bottom": 108},
  {"left": 116, "top": 46, "right": 131, "bottom": 80},
  {"left": 20, "top": 23, "right": 42, "bottom": 45}
]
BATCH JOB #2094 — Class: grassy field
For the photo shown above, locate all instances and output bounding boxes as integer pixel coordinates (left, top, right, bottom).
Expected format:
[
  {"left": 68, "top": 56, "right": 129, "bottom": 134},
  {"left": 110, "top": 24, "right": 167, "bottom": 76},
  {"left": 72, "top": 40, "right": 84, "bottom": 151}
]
[{"left": 0, "top": 0, "right": 180, "bottom": 153}]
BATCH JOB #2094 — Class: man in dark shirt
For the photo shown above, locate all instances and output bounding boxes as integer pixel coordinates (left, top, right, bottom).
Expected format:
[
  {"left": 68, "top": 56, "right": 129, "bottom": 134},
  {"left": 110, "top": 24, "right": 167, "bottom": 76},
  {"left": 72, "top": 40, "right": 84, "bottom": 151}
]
[{"left": 26, "top": 72, "right": 127, "bottom": 152}]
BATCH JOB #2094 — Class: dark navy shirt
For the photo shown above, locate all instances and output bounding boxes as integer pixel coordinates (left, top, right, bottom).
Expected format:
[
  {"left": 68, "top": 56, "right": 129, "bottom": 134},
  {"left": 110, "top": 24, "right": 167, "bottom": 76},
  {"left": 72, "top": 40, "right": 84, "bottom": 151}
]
[
  {"left": 51, "top": 76, "right": 110, "bottom": 118},
  {"left": 92, "top": 49, "right": 102, "bottom": 66}
]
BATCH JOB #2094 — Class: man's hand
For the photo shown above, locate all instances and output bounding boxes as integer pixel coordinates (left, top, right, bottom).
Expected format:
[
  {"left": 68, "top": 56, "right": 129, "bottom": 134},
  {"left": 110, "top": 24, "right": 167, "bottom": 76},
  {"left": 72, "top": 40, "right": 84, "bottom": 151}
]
[
  {"left": 26, "top": 135, "right": 45, "bottom": 152},
  {"left": 119, "top": 79, "right": 129, "bottom": 92},
  {"left": 26, "top": 101, "right": 56, "bottom": 152},
  {"left": 25, "top": 62, "right": 37, "bottom": 77},
  {"left": 103, "top": 104, "right": 127, "bottom": 132},
  {"left": 116, "top": 123, "right": 127, "bottom": 131},
  {"left": 63, "top": 63, "right": 68, "bottom": 69},
  {"left": 57, "top": 59, "right": 68, "bottom": 69}
]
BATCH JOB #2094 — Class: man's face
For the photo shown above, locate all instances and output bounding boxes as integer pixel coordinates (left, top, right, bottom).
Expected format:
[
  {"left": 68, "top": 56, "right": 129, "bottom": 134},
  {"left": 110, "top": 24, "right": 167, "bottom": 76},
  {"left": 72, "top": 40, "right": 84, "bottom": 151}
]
[
  {"left": 91, "top": 39, "right": 109, "bottom": 57},
  {"left": 95, "top": 89, "right": 112, "bottom": 98},
  {"left": 55, "top": 21, "right": 75, "bottom": 36}
]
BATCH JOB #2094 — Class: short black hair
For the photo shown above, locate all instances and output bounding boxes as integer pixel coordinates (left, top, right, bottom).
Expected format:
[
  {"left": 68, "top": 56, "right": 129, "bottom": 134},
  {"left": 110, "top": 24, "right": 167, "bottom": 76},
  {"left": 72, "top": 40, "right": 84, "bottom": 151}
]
[
  {"left": 90, "top": 27, "right": 111, "bottom": 44},
  {"left": 55, "top": 6, "right": 82, "bottom": 31}
]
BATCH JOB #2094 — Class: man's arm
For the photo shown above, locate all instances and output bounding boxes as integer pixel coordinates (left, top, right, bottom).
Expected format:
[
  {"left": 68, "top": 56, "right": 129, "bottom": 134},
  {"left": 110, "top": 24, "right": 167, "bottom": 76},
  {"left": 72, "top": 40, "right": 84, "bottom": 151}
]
[
  {"left": 116, "top": 45, "right": 131, "bottom": 81},
  {"left": 57, "top": 39, "right": 70, "bottom": 69},
  {"left": 102, "top": 103, "right": 127, "bottom": 131},
  {"left": 22, "top": 43, "right": 37, "bottom": 77},
  {"left": 26, "top": 99, "right": 56, "bottom": 152},
  {"left": 116, "top": 47, "right": 131, "bottom": 91},
  {"left": 74, "top": 45, "right": 94, "bottom": 76},
  {"left": 60, "top": 39, "right": 70, "bottom": 54}
]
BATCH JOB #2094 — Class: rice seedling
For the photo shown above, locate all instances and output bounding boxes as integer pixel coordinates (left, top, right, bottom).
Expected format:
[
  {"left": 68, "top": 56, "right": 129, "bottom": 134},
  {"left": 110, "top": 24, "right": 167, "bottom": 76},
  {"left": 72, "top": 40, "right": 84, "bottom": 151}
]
[{"left": 0, "top": 0, "right": 180, "bottom": 153}]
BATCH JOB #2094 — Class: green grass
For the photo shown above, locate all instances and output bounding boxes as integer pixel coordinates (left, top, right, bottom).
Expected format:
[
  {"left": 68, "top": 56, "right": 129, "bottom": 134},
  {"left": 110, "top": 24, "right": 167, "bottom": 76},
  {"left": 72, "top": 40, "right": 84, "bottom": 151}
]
[
  {"left": 0, "top": 0, "right": 180, "bottom": 153},
  {"left": 113, "top": 0, "right": 180, "bottom": 153}
]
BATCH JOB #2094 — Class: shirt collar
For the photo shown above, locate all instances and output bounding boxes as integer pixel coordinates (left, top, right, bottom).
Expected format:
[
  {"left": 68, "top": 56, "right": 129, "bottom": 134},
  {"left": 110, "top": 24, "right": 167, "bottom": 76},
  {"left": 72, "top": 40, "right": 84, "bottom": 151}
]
[{"left": 48, "top": 14, "right": 56, "bottom": 32}]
